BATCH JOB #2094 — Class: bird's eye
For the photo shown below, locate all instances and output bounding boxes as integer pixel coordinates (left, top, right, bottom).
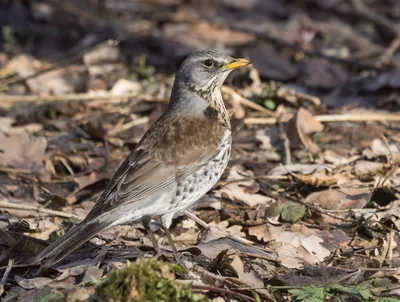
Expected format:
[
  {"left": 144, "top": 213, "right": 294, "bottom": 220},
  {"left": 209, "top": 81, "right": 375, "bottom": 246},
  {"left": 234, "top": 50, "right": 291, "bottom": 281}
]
[{"left": 203, "top": 59, "right": 214, "bottom": 68}]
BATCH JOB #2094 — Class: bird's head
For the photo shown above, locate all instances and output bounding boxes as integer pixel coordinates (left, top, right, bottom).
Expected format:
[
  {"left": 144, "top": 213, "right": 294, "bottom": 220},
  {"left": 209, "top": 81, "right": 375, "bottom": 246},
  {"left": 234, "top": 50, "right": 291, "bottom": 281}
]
[{"left": 173, "top": 50, "right": 250, "bottom": 99}]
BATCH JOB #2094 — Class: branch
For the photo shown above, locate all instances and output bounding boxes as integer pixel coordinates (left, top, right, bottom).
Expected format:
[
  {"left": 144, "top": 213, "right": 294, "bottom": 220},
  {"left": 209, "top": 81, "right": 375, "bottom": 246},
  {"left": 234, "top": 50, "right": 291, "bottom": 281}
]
[
  {"left": 222, "top": 86, "right": 277, "bottom": 117},
  {"left": 0, "top": 199, "right": 82, "bottom": 220},
  {"left": 244, "top": 114, "right": 400, "bottom": 125}
]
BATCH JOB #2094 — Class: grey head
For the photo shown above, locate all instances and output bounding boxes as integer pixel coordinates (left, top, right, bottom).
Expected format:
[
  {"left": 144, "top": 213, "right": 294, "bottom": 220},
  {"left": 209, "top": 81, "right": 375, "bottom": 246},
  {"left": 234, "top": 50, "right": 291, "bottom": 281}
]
[{"left": 169, "top": 50, "right": 250, "bottom": 113}]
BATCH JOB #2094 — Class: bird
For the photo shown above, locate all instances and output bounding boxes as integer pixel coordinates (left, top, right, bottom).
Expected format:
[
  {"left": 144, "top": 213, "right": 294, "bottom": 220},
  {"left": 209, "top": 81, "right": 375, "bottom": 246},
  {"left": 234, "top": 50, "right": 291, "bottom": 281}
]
[{"left": 31, "top": 50, "right": 250, "bottom": 268}]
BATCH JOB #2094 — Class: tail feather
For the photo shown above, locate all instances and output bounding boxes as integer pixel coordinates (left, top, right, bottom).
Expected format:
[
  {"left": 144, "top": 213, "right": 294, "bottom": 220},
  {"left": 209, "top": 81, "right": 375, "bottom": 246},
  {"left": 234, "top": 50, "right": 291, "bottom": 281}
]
[{"left": 31, "top": 221, "right": 110, "bottom": 268}]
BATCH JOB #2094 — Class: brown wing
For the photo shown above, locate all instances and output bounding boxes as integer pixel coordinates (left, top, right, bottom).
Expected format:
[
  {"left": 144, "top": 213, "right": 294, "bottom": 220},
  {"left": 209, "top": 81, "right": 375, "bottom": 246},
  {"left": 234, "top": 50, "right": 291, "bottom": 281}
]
[{"left": 84, "top": 112, "right": 230, "bottom": 221}]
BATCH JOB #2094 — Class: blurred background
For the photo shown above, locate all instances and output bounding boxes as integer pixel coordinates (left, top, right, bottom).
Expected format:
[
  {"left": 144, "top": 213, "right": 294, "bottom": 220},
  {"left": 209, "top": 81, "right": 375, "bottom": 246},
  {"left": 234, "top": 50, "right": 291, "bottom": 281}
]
[{"left": 0, "top": 0, "right": 399, "bottom": 109}]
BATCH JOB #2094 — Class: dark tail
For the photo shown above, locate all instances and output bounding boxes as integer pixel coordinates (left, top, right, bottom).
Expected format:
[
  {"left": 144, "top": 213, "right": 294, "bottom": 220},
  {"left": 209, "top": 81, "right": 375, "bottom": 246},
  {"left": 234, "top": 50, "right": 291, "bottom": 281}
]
[{"left": 30, "top": 221, "right": 110, "bottom": 268}]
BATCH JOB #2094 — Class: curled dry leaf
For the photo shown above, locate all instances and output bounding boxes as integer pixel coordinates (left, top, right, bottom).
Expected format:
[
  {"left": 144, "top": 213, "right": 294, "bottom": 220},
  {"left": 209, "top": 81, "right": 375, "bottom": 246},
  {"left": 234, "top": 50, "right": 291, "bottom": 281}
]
[
  {"left": 370, "top": 138, "right": 399, "bottom": 156},
  {"left": 203, "top": 221, "right": 245, "bottom": 243},
  {"left": 230, "top": 255, "right": 264, "bottom": 287},
  {"left": 284, "top": 108, "right": 324, "bottom": 154},
  {"left": 28, "top": 220, "right": 60, "bottom": 241},
  {"left": 83, "top": 43, "right": 122, "bottom": 66},
  {"left": 304, "top": 177, "right": 373, "bottom": 210},
  {"left": 248, "top": 222, "right": 283, "bottom": 242},
  {"left": 354, "top": 160, "right": 385, "bottom": 178},
  {"left": 111, "top": 78, "right": 142, "bottom": 96},
  {"left": 220, "top": 165, "right": 274, "bottom": 207}
]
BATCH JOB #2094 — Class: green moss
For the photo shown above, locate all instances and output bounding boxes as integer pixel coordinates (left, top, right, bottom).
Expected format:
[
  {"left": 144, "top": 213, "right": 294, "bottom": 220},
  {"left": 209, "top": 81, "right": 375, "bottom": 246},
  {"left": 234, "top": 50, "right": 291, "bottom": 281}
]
[{"left": 91, "top": 259, "right": 207, "bottom": 302}]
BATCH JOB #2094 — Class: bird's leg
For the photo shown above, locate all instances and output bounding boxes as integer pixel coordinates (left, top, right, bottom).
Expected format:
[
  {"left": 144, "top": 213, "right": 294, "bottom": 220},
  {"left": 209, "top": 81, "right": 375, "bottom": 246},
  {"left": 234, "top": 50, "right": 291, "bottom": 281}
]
[
  {"left": 184, "top": 210, "right": 211, "bottom": 244},
  {"left": 142, "top": 217, "right": 161, "bottom": 256},
  {"left": 161, "top": 226, "right": 184, "bottom": 267}
]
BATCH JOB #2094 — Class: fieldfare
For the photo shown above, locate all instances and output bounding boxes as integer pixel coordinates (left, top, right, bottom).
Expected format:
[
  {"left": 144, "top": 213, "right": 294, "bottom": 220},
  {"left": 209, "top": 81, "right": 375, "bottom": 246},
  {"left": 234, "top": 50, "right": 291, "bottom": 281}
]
[{"left": 31, "top": 50, "right": 250, "bottom": 267}]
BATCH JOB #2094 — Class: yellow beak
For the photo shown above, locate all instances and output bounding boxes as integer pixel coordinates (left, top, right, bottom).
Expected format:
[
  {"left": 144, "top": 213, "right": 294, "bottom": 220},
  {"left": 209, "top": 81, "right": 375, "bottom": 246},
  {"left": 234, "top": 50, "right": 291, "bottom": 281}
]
[{"left": 223, "top": 58, "right": 251, "bottom": 70}]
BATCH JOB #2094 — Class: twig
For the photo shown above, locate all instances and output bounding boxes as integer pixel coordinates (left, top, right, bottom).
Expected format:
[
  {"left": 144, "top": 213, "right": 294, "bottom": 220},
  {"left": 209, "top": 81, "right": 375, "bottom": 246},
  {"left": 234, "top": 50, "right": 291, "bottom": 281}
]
[
  {"left": 350, "top": 0, "right": 400, "bottom": 37},
  {"left": 240, "top": 252, "right": 280, "bottom": 263},
  {"left": 0, "top": 258, "right": 13, "bottom": 296},
  {"left": 0, "top": 199, "right": 81, "bottom": 220},
  {"left": 276, "top": 85, "right": 321, "bottom": 106},
  {"left": 315, "top": 114, "right": 400, "bottom": 122},
  {"left": 378, "top": 36, "right": 400, "bottom": 66},
  {"left": 244, "top": 117, "right": 277, "bottom": 125},
  {"left": 107, "top": 116, "right": 150, "bottom": 136},
  {"left": 279, "top": 123, "right": 291, "bottom": 164},
  {"left": 0, "top": 92, "right": 167, "bottom": 106},
  {"left": 219, "top": 175, "right": 290, "bottom": 186},
  {"left": 222, "top": 86, "right": 277, "bottom": 117},
  {"left": 184, "top": 210, "right": 209, "bottom": 229},
  {"left": 192, "top": 284, "right": 258, "bottom": 302},
  {"left": 192, "top": 264, "right": 232, "bottom": 285},
  {"left": 244, "top": 114, "right": 400, "bottom": 125},
  {"left": 0, "top": 167, "right": 32, "bottom": 174}
]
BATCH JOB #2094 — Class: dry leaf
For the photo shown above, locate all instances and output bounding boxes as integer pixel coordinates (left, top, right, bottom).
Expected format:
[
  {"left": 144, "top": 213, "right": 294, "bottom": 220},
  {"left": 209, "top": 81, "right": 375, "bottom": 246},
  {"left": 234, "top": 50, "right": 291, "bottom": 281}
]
[
  {"left": 0, "top": 131, "right": 46, "bottom": 170},
  {"left": 230, "top": 255, "right": 264, "bottom": 287},
  {"left": 220, "top": 165, "right": 273, "bottom": 207},
  {"left": 248, "top": 223, "right": 283, "bottom": 242},
  {"left": 285, "top": 108, "right": 324, "bottom": 153},
  {"left": 203, "top": 221, "right": 245, "bottom": 243}
]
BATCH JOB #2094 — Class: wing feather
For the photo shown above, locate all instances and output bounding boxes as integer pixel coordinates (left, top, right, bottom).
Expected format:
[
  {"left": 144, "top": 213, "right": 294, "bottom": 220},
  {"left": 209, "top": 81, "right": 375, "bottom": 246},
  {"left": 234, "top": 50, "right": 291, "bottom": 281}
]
[{"left": 84, "top": 112, "right": 229, "bottom": 221}]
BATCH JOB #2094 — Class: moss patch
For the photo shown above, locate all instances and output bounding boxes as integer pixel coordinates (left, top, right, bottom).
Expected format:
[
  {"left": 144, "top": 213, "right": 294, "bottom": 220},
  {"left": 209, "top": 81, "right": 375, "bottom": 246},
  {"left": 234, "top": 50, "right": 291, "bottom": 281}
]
[{"left": 91, "top": 259, "right": 207, "bottom": 302}]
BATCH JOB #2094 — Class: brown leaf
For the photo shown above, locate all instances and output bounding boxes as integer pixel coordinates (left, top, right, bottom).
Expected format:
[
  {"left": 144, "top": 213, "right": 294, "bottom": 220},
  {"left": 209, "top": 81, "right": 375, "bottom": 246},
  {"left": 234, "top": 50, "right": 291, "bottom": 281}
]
[
  {"left": 220, "top": 165, "right": 274, "bottom": 207},
  {"left": 305, "top": 185, "right": 372, "bottom": 210},
  {"left": 248, "top": 222, "right": 283, "bottom": 242},
  {"left": 203, "top": 221, "right": 245, "bottom": 243},
  {"left": 275, "top": 231, "right": 330, "bottom": 268},
  {"left": 285, "top": 108, "right": 324, "bottom": 154},
  {"left": 0, "top": 132, "right": 46, "bottom": 170},
  {"left": 230, "top": 255, "right": 264, "bottom": 287},
  {"left": 111, "top": 78, "right": 142, "bottom": 96},
  {"left": 14, "top": 276, "right": 52, "bottom": 290}
]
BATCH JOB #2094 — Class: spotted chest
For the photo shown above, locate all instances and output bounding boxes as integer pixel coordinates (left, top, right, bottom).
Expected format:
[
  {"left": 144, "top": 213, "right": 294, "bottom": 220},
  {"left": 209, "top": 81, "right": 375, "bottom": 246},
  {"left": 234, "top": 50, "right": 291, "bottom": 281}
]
[{"left": 169, "top": 131, "right": 231, "bottom": 211}]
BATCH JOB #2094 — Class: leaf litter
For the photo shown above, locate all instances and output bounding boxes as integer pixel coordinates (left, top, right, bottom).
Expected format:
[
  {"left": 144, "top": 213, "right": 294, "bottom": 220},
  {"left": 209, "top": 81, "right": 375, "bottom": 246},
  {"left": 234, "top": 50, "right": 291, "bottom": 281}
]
[{"left": 0, "top": 1, "right": 400, "bottom": 301}]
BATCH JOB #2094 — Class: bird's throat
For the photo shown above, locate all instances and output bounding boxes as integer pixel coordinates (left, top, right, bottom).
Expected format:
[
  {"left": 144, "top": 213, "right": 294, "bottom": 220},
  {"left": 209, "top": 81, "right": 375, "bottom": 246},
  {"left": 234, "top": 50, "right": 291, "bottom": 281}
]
[{"left": 205, "top": 91, "right": 231, "bottom": 128}]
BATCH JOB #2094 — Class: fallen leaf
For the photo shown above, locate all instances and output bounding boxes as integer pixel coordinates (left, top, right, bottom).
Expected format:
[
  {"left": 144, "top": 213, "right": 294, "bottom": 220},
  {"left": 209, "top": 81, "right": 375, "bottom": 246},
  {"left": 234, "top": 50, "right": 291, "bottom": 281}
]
[
  {"left": 285, "top": 108, "right": 324, "bottom": 154},
  {"left": 220, "top": 165, "right": 273, "bottom": 207},
  {"left": 14, "top": 276, "right": 52, "bottom": 290},
  {"left": 248, "top": 223, "right": 284, "bottom": 242},
  {"left": 300, "top": 235, "right": 331, "bottom": 262},
  {"left": 0, "top": 131, "right": 46, "bottom": 170},
  {"left": 275, "top": 243, "right": 303, "bottom": 269},
  {"left": 280, "top": 202, "right": 306, "bottom": 223},
  {"left": 203, "top": 221, "right": 245, "bottom": 243},
  {"left": 111, "top": 78, "right": 142, "bottom": 96},
  {"left": 230, "top": 255, "right": 264, "bottom": 287},
  {"left": 80, "top": 266, "right": 104, "bottom": 285}
]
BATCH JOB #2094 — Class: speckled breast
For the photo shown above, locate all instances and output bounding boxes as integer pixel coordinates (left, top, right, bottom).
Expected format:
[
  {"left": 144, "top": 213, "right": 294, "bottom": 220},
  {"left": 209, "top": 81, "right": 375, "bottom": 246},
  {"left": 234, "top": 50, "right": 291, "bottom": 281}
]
[{"left": 170, "top": 135, "right": 231, "bottom": 211}]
